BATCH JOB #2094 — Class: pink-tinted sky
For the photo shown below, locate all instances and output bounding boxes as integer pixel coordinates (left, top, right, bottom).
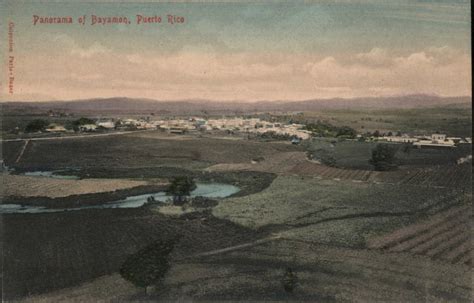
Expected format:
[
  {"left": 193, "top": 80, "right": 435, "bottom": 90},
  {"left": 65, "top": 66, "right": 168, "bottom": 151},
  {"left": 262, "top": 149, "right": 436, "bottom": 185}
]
[{"left": 1, "top": 1, "right": 471, "bottom": 102}]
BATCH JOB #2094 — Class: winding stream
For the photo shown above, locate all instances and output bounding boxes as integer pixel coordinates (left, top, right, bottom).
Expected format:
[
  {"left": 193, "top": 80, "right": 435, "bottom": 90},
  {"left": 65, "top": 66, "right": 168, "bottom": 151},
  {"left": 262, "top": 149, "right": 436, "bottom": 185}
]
[{"left": 1, "top": 183, "right": 240, "bottom": 214}]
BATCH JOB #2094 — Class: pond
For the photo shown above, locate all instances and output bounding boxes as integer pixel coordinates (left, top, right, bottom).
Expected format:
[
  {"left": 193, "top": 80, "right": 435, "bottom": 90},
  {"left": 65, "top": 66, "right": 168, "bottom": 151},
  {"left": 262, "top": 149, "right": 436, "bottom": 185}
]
[{"left": 0, "top": 183, "right": 240, "bottom": 214}]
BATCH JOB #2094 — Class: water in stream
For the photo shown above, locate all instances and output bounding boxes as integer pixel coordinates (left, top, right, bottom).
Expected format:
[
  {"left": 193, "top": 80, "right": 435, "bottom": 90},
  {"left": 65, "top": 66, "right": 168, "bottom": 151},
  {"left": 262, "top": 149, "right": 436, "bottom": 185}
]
[{"left": 0, "top": 183, "right": 240, "bottom": 214}]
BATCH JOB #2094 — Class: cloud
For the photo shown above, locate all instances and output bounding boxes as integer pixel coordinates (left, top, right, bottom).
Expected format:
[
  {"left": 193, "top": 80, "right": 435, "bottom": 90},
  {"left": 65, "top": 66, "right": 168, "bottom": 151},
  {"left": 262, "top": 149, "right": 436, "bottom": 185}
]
[
  {"left": 52, "top": 34, "right": 110, "bottom": 58},
  {"left": 355, "top": 48, "right": 391, "bottom": 66},
  {"left": 4, "top": 45, "right": 471, "bottom": 101},
  {"left": 71, "top": 42, "right": 110, "bottom": 58},
  {"left": 306, "top": 47, "right": 470, "bottom": 97}
]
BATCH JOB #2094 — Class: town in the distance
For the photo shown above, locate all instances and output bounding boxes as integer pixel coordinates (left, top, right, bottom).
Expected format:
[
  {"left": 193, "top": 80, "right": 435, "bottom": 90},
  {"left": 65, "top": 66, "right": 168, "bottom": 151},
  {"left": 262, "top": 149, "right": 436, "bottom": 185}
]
[{"left": 8, "top": 110, "right": 472, "bottom": 148}]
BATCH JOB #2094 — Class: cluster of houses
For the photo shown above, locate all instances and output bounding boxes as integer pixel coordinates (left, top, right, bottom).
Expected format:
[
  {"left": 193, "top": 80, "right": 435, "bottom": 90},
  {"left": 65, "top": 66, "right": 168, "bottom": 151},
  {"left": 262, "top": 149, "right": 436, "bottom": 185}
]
[
  {"left": 377, "top": 133, "right": 471, "bottom": 148},
  {"left": 42, "top": 117, "right": 312, "bottom": 140},
  {"left": 43, "top": 118, "right": 155, "bottom": 133},
  {"left": 154, "top": 117, "right": 312, "bottom": 139},
  {"left": 41, "top": 116, "right": 471, "bottom": 148}
]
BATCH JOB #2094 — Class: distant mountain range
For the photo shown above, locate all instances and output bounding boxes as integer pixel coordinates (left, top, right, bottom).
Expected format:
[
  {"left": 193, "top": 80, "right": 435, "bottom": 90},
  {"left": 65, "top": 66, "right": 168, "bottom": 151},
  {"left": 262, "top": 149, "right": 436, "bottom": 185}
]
[{"left": 2, "top": 95, "right": 471, "bottom": 115}]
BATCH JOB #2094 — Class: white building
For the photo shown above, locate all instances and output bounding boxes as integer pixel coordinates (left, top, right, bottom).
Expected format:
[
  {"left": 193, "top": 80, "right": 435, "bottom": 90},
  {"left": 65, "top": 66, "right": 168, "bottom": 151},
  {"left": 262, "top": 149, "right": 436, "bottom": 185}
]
[
  {"left": 413, "top": 133, "right": 456, "bottom": 148},
  {"left": 97, "top": 121, "right": 115, "bottom": 129},
  {"left": 45, "top": 124, "right": 67, "bottom": 132},
  {"left": 431, "top": 134, "right": 447, "bottom": 143},
  {"left": 383, "top": 135, "right": 417, "bottom": 143},
  {"left": 378, "top": 132, "right": 462, "bottom": 148}
]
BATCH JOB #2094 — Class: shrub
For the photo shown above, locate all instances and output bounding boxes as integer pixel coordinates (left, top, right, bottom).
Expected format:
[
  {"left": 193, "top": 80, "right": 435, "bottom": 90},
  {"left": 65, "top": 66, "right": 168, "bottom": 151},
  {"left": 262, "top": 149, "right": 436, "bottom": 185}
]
[
  {"left": 25, "top": 119, "right": 49, "bottom": 132},
  {"left": 71, "top": 117, "right": 95, "bottom": 131},
  {"left": 304, "top": 122, "right": 357, "bottom": 139},
  {"left": 369, "top": 144, "right": 398, "bottom": 171},
  {"left": 119, "top": 239, "right": 176, "bottom": 294},
  {"left": 336, "top": 126, "right": 357, "bottom": 139},
  {"left": 282, "top": 267, "right": 298, "bottom": 293}
]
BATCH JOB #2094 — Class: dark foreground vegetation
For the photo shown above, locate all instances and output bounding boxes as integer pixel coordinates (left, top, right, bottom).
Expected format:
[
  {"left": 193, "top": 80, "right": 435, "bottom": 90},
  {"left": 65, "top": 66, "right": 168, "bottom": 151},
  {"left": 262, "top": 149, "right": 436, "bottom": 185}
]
[
  {"left": 1, "top": 208, "right": 265, "bottom": 300},
  {"left": 120, "top": 239, "right": 176, "bottom": 294}
]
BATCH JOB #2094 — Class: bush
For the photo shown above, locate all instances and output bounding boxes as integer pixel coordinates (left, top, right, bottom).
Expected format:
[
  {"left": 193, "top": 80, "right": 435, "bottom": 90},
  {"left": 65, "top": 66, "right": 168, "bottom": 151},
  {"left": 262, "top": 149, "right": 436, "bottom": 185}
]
[
  {"left": 282, "top": 267, "right": 298, "bottom": 293},
  {"left": 119, "top": 239, "right": 176, "bottom": 294},
  {"left": 257, "top": 131, "right": 291, "bottom": 141},
  {"left": 71, "top": 117, "right": 95, "bottom": 131},
  {"left": 25, "top": 119, "right": 49, "bottom": 133},
  {"left": 336, "top": 126, "right": 357, "bottom": 139},
  {"left": 304, "top": 122, "right": 357, "bottom": 139},
  {"left": 401, "top": 143, "right": 412, "bottom": 154},
  {"left": 369, "top": 144, "right": 398, "bottom": 171},
  {"left": 311, "top": 149, "right": 337, "bottom": 167}
]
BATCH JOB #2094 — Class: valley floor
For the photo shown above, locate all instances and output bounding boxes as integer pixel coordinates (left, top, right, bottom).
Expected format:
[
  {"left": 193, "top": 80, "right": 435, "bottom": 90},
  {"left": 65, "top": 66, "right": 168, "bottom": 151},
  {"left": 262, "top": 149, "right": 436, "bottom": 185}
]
[{"left": 1, "top": 131, "right": 471, "bottom": 302}]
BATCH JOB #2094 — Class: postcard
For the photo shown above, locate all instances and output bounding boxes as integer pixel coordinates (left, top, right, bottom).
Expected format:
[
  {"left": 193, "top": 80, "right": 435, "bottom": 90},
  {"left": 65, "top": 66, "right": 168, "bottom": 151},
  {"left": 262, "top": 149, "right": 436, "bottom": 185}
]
[{"left": 0, "top": 0, "right": 472, "bottom": 302}]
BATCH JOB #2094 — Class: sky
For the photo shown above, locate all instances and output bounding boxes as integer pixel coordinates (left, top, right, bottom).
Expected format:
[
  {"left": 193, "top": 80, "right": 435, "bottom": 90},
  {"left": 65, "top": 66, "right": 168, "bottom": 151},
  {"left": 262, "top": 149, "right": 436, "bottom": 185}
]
[{"left": 0, "top": 0, "right": 471, "bottom": 102}]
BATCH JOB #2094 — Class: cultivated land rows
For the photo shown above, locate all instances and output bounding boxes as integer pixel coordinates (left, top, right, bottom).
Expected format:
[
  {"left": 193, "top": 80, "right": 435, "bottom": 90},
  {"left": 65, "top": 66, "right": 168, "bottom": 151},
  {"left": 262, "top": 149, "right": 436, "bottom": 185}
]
[
  {"left": 207, "top": 151, "right": 471, "bottom": 189},
  {"left": 166, "top": 239, "right": 472, "bottom": 302},
  {"left": 368, "top": 205, "right": 472, "bottom": 266}
]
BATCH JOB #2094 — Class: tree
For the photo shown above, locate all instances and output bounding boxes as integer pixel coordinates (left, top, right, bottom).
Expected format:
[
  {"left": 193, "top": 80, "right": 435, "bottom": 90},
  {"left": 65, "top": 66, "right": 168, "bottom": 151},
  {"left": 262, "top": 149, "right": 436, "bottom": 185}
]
[
  {"left": 282, "top": 267, "right": 298, "bottom": 293},
  {"left": 336, "top": 126, "right": 357, "bottom": 139},
  {"left": 73, "top": 117, "right": 95, "bottom": 125},
  {"left": 166, "top": 176, "right": 197, "bottom": 205},
  {"left": 119, "top": 239, "right": 176, "bottom": 295},
  {"left": 372, "top": 130, "right": 381, "bottom": 137},
  {"left": 71, "top": 117, "right": 95, "bottom": 131},
  {"left": 369, "top": 144, "right": 398, "bottom": 171},
  {"left": 25, "top": 119, "right": 49, "bottom": 132},
  {"left": 402, "top": 143, "right": 412, "bottom": 154}
]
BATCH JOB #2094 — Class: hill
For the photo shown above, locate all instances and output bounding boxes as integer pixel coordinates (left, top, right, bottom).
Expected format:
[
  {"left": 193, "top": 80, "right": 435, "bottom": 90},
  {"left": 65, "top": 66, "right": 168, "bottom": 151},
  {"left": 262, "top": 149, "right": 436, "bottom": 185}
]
[{"left": 1, "top": 95, "right": 471, "bottom": 115}]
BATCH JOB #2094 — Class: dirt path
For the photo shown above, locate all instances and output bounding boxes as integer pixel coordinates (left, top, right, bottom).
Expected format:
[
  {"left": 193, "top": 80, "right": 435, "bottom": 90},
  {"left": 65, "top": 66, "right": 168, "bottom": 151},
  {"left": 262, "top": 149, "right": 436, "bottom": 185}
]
[
  {"left": 15, "top": 139, "right": 30, "bottom": 163},
  {"left": 2, "top": 129, "right": 153, "bottom": 143},
  {"left": 188, "top": 234, "right": 282, "bottom": 259}
]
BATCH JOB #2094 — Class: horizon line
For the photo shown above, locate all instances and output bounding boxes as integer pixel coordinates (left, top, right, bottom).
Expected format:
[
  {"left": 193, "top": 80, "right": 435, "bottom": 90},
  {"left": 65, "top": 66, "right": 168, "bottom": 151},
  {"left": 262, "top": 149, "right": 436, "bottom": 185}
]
[{"left": 1, "top": 94, "right": 472, "bottom": 104}]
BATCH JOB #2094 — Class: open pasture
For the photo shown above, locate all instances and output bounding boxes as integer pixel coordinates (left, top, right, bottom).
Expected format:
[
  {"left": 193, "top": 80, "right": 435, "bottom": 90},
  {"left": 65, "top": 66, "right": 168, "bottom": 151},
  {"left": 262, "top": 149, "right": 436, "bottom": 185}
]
[
  {"left": 298, "top": 104, "right": 472, "bottom": 137},
  {"left": 213, "top": 176, "right": 467, "bottom": 247},
  {"left": 2, "top": 131, "right": 302, "bottom": 172},
  {"left": 304, "top": 138, "right": 471, "bottom": 170}
]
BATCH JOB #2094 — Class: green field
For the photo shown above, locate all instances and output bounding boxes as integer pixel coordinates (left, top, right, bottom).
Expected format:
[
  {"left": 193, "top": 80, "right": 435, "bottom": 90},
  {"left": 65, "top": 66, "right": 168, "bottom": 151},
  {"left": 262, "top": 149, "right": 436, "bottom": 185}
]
[
  {"left": 214, "top": 176, "right": 466, "bottom": 247},
  {"left": 294, "top": 104, "right": 472, "bottom": 137},
  {"left": 2, "top": 131, "right": 302, "bottom": 172},
  {"left": 304, "top": 138, "right": 471, "bottom": 170}
]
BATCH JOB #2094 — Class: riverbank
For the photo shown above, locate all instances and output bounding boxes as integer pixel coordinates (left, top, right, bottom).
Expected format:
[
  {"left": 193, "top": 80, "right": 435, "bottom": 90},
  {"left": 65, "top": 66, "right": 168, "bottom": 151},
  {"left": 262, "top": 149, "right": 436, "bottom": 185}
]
[{"left": 1, "top": 174, "right": 166, "bottom": 198}]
